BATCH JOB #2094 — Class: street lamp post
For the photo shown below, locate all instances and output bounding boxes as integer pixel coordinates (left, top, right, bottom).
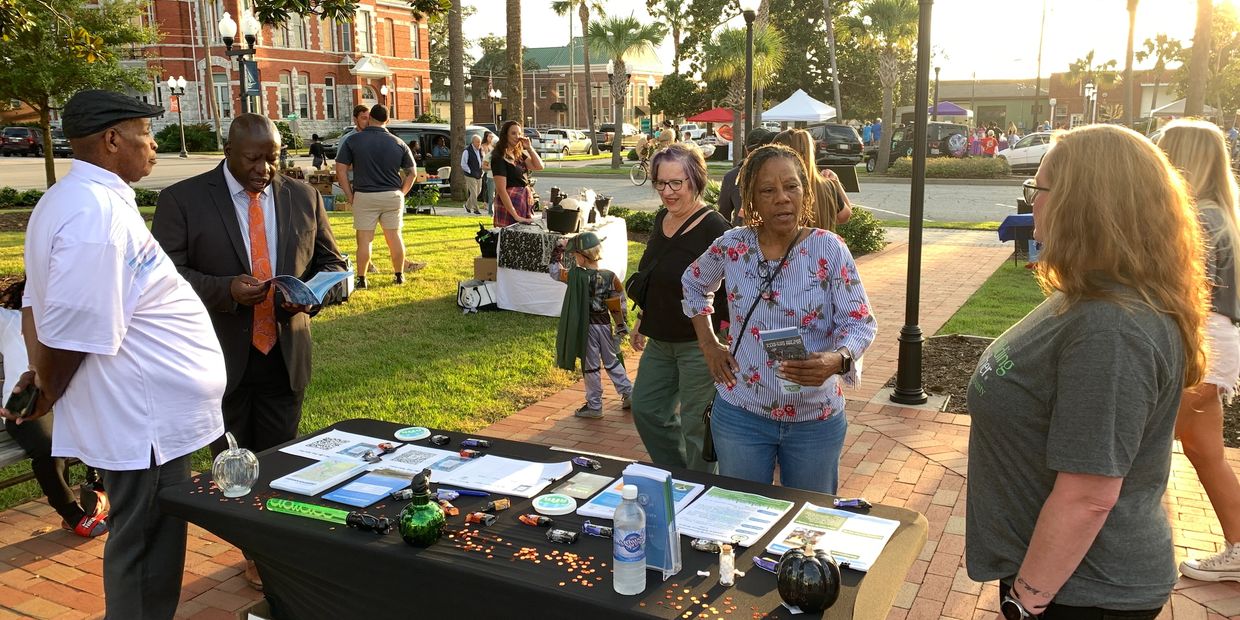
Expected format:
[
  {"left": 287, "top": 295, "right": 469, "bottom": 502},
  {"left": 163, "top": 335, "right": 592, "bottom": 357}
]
[
  {"left": 932, "top": 66, "right": 941, "bottom": 121},
  {"left": 740, "top": 0, "right": 759, "bottom": 145},
  {"left": 380, "top": 83, "right": 389, "bottom": 107},
  {"left": 218, "top": 11, "right": 261, "bottom": 114},
  {"left": 1084, "top": 80, "right": 1096, "bottom": 125},
  {"left": 489, "top": 88, "right": 502, "bottom": 124},
  {"left": 167, "top": 76, "right": 189, "bottom": 158},
  {"left": 1048, "top": 98, "right": 1056, "bottom": 128}
]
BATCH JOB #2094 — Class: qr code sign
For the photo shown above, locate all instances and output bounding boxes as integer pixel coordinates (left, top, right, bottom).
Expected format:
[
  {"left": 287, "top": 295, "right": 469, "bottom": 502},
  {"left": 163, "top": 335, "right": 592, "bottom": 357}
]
[{"left": 305, "top": 437, "right": 348, "bottom": 451}]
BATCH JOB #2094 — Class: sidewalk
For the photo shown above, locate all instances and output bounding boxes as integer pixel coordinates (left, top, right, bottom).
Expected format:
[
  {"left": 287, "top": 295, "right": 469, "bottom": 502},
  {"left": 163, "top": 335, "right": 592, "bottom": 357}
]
[{"left": 0, "top": 228, "right": 1232, "bottom": 618}]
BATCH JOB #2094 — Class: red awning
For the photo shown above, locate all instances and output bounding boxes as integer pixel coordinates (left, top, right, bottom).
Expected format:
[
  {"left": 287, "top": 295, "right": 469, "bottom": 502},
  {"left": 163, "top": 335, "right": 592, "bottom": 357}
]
[{"left": 686, "top": 107, "right": 741, "bottom": 123}]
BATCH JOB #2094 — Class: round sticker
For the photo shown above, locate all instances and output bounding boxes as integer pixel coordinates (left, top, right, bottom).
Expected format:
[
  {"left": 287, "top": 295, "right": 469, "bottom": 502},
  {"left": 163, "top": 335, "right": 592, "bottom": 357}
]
[
  {"left": 532, "top": 493, "right": 578, "bottom": 516},
  {"left": 394, "top": 426, "right": 431, "bottom": 441}
]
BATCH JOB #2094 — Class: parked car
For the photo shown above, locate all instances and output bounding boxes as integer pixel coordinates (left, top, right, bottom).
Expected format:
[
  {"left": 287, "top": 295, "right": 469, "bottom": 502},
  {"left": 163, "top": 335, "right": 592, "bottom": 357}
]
[
  {"left": 540, "top": 128, "right": 592, "bottom": 154},
  {"left": 475, "top": 122, "right": 498, "bottom": 134},
  {"left": 807, "top": 123, "right": 864, "bottom": 167},
  {"left": 679, "top": 123, "right": 706, "bottom": 141},
  {"left": 997, "top": 131, "right": 1052, "bottom": 174},
  {"left": 324, "top": 122, "right": 489, "bottom": 173},
  {"left": 51, "top": 128, "right": 72, "bottom": 158},
  {"left": 2, "top": 127, "right": 43, "bottom": 157},
  {"left": 862, "top": 121, "right": 969, "bottom": 172},
  {"left": 595, "top": 123, "right": 640, "bottom": 151}
]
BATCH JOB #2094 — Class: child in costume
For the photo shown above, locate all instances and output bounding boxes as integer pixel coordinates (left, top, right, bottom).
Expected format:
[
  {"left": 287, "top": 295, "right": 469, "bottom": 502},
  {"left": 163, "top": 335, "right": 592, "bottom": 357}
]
[{"left": 550, "top": 232, "right": 633, "bottom": 419}]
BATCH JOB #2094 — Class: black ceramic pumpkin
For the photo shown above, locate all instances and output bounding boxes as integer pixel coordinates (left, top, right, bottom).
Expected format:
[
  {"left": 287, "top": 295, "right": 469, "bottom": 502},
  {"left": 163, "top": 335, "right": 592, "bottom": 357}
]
[{"left": 775, "top": 544, "right": 842, "bottom": 612}]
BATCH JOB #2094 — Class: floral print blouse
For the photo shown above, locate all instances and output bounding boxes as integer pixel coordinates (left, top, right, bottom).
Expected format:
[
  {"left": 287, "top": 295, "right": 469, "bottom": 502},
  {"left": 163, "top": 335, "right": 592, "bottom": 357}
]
[{"left": 681, "top": 227, "right": 877, "bottom": 423}]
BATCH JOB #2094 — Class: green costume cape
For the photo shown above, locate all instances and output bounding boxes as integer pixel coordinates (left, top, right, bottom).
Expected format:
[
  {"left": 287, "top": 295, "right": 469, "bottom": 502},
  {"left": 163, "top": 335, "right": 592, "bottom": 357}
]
[{"left": 555, "top": 266, "right": 592, "bottom": 371}]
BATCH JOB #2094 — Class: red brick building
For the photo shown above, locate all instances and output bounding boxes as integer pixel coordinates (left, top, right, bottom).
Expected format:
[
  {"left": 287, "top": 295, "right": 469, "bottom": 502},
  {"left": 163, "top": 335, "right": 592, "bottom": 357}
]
[{"left": 135, "top": 0, "right": 431, "bottom": 138}]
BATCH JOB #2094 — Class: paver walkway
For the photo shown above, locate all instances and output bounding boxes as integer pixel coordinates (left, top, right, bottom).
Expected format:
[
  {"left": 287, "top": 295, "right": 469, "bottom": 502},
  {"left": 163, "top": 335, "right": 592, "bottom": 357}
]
[{"left": 0, "top": 228, "right": 1235, "bottom": 619}]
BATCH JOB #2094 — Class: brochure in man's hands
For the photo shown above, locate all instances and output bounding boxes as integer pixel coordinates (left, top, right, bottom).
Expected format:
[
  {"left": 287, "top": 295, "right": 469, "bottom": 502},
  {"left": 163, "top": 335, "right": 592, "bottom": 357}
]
[{"left": 268, "top": 271, "right": 353, "bottom": 306}]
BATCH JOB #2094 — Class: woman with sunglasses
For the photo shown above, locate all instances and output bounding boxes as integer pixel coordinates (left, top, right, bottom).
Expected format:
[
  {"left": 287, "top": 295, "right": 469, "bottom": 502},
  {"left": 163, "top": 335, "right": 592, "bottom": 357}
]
[
  {"left": 628, "top": 143, "right": 731, "bottom": 473},
  {"left": 967, "top": 124, "right": 1208, "bottom": 618},
  {"left": 1156, "top": 120, "right": 1240, "bottom": 584},
  {"left": 682, "top": 144, "right": 876, "bottom": 493}
]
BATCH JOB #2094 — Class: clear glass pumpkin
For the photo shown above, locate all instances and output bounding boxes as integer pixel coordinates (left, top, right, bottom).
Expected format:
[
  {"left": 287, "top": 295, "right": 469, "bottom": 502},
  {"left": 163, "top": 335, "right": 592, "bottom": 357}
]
[{"left": 212, "top": 432, "right": 259, "bottom": 497}]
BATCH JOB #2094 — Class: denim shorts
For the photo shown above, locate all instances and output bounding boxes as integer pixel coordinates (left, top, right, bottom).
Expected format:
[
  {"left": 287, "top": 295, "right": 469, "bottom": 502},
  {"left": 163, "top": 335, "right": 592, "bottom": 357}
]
[{"left": 710, "top": 394, "right": 847, "bottom": 494}]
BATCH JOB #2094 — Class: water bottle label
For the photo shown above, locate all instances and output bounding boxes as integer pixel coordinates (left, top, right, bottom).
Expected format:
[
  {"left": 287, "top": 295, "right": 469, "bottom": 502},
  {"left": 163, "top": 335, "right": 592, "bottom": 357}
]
[{"left": 614, "top": 530, "right": 646, "bottom": 563}]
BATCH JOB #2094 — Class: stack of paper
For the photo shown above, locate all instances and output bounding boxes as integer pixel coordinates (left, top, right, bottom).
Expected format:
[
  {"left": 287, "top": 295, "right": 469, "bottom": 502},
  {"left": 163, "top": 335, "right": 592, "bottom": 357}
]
[
  {"left": 675, "top": 486, "right": 795, "bottom": 546},
  {"left": 622, "top": 463, "right": 683, "bottom": 579},
  {"left": 764, "top": 503, "right": 900, "bottom": 572},
  {"left": 270, "top": 460, "right": 368, "bottom": 496},
  {"left": 576, "top": 478, "right": 704, "bottom": 519}
]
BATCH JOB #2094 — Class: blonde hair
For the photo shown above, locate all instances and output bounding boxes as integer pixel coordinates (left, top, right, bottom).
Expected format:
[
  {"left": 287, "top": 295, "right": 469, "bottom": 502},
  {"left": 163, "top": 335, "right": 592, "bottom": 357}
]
[
  {"left": 738, "top": 144, "right": 814, "bottom": 229},
  {"left": 1157, "top": 119, "right": 1240, "bottom": 307},
  {"left": 1038, "top": 124, "right": 1208, "bottom": 386},
  {"left": 772, "top": 129, "right": 841, "bottom": 231}
]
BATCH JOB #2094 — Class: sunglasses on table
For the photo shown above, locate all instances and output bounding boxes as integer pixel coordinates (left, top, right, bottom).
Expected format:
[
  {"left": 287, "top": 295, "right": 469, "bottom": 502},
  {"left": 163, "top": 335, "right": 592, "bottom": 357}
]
[{"left": 1022, "top": 178, "right": 1050, "bottom": 205}]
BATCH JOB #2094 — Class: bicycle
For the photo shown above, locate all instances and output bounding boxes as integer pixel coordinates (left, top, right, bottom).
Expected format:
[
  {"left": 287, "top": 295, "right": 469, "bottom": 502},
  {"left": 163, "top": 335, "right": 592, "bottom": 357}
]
[{"left": 629, "top": 158, "right": 650, "bottom": 186}]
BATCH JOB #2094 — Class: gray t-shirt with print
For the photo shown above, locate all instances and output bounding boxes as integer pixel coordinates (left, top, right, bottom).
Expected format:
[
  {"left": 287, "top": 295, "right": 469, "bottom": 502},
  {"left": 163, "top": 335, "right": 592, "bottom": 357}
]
[{"left": 965, "top": 287, "right": 1183, "bottom": 609}]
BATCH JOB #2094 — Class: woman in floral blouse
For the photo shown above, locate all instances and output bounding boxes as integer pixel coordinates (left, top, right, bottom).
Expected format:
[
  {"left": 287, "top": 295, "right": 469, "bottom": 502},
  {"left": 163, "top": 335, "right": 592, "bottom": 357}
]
[{"left": 681, "top": 144, "right": 877, "bottom": 493}]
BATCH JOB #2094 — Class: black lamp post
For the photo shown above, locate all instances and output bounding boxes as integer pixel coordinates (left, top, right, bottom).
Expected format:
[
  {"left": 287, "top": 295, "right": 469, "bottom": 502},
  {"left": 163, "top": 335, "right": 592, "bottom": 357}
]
[
  {"left": 166, "top": 75, "right": 188, "bottom": 158},
  {"left": 218, "top": 11, "right": 260, "bottom": 114},
  {"left": 490, "top": 89, "right": 502, "bottom": 123},
  {"left": 740, "top": 0, "right": 758, "bottom": 145},
  {"left": 932, "top": 66, "right": 941, "bottom": 121},
  {"left": 890, "top": 0, "right": 935, "bottom": 406}
]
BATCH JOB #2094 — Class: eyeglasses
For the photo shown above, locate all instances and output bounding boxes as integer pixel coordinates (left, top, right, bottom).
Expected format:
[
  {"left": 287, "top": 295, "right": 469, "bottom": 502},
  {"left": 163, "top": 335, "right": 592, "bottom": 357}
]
[
  {"left": 653, "top": 178, "right": 687, "bottom": 192},
  {"left": 1022, "top": 178, "right": 1051, "bottom": 204}
]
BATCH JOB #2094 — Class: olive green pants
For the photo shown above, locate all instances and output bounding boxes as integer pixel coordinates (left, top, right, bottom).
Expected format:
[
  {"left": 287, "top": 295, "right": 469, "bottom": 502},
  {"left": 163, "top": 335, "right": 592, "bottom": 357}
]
[{"left": 631, "top": 338, "right": 719, "bottom": 473}]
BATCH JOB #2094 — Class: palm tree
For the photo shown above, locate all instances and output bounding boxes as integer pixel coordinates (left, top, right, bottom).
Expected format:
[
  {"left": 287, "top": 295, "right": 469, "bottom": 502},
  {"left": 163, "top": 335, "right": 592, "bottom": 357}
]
[
  {"left": 843, "top": 0, "right": 918, "bottom": 174},
  {"left": 552, "top": 0, "right": 606, "bottom": 154},
  {"left": 646, "top": 0, "right": 687, "bottom": 73},
  {"left": 703, "top": 25, "right": 786, "bottom": 165},
  {"left": 823, "top": 0, "right": 843, "bottom": 118},
  {"left": 587, "top": 15, "right": 666, "bottom": 169},
  {"left": 1122, "top": 0, "right": 1138, "bottom": 127},
  {"left": 1134, "top": 34, "right": 1183, "bottom": 114},
  {"left": 448, "top": 0, "right": 466, "bottom": 200},
  {"left": 1184, "top": 0, "right": 1211, "bottom": 116},
  {"left": 505, "top": 0, "right": 523, "bottom": 124}
]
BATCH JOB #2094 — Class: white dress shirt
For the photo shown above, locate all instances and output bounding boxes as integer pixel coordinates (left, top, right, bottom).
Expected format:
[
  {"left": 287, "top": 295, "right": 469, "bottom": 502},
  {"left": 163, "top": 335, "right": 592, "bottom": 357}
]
[{"left": 223, "top": 164, "right": 278, "bottom": 271}]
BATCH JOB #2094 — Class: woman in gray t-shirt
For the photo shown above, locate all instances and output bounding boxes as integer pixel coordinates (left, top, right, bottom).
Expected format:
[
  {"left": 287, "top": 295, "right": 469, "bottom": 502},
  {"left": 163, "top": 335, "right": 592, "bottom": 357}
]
[
  {"left": 1158, "top": 120, "right": 1240, "bottom": 584},
  {"left": 966, "top": 124, "right": 1209, "bottom": 617}
]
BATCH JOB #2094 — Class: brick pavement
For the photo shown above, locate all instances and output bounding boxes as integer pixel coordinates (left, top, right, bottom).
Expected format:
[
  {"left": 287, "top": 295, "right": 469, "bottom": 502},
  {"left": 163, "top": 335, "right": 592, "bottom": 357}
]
[{"left": 0, "top": 228, "right": 1235, "bottom": 618}]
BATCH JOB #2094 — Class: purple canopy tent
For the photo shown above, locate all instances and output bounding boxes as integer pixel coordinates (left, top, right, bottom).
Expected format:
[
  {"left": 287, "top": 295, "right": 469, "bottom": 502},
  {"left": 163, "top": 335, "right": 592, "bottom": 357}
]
[{"left": 927, "top": 101, "right": 971, "bottom": 117}]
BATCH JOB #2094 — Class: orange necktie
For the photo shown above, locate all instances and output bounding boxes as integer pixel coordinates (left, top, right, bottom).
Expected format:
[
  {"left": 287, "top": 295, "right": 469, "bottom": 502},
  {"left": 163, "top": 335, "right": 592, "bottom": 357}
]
[{"left": 247, "top": 191, "right": 276, "bottom": 354}]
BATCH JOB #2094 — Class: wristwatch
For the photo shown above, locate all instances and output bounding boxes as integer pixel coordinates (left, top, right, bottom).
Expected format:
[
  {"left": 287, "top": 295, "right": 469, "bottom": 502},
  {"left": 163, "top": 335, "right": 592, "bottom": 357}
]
[
  {"left": 1000, "top": 594, "right": 1037, "bottom": 620},
  {"left": 835, "top": 348, "right": 853, "bottom": 375}
]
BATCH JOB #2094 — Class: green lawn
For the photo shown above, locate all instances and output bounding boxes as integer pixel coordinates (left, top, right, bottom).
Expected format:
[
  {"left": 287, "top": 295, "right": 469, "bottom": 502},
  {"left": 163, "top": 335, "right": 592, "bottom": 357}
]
[
  {"left": 0, "top": 213, "right": 645, "bottom": 509},
  {"left": 935, "top": 260, "right": 1045, "bottom": 338}
]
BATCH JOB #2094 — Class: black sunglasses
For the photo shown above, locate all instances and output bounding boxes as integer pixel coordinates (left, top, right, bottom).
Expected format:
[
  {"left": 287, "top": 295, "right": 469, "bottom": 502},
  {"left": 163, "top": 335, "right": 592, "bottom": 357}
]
[{"left": 1022, "top": 178, "right": 1050, "bottom": 205}]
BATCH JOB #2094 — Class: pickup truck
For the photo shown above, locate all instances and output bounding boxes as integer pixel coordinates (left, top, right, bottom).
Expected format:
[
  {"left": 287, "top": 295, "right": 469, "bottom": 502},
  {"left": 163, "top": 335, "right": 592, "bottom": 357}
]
[{"left": 595, "top": 123, "right": 640, "bottom": 151}]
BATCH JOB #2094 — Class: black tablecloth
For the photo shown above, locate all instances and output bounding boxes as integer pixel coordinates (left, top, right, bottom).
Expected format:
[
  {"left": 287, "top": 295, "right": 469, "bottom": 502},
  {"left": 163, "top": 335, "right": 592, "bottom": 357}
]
[{"left": 160, "top": 419, "right": 927, "bottom": 620}]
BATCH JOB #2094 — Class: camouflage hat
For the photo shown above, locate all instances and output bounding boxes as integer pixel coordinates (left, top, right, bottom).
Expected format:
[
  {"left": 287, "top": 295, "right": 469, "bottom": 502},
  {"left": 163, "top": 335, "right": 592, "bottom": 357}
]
[{"left": 565, "top": 231, "right": 605, "bottom": 253}]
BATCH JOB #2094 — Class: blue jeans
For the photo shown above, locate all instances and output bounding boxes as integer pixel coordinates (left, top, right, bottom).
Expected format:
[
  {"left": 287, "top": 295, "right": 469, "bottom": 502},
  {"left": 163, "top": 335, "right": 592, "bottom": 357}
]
[{"left": 710, "top": 394, "right": 847, "bottom": 494}]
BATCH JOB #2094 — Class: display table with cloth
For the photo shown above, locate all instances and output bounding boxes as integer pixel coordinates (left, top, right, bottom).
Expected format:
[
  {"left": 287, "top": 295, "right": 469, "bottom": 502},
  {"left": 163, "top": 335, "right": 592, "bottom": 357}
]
[
  {"left": 998, "top": 214, "right": 1036, "bottom": 264},
  {"left": 495, "top": 217, "right": 628, "bottom": 316},
  {"left": 159, "top": 419, "right": 927, "bottom": 620}
]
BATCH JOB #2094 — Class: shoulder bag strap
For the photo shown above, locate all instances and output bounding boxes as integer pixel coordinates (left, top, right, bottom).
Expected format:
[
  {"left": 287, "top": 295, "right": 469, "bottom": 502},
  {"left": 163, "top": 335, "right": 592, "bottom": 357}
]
[
  {"left": 729, "top": 228, "right": 803, "bottom": 357},
  {"left": 641, "top": 206, "right": 712, "bottom": 273}
]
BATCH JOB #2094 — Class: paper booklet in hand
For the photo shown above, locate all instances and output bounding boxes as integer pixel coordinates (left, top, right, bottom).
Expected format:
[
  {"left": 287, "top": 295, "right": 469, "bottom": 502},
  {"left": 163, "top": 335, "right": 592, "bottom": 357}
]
[
  {"left": 268, "top": 271, "right": 353, "bottom": 306},
  {"left": 760, "top": 327, "right": 809, "bottom": 394},
  {"left": 622, "top": 463, "right": 682, "bottom": 580}
]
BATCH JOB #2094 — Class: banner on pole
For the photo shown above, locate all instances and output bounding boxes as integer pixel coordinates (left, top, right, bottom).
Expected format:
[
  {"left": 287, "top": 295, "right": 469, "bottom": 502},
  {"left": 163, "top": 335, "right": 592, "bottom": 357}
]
[{"left": 243, "top": 61, "right": 261, "bottom": 97}]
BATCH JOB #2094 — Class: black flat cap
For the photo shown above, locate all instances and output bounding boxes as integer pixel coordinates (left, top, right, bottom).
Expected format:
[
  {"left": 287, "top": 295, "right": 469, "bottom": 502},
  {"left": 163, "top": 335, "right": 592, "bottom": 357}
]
[{"left": 62, "top": 90, "right": 164, "bottom": 139}]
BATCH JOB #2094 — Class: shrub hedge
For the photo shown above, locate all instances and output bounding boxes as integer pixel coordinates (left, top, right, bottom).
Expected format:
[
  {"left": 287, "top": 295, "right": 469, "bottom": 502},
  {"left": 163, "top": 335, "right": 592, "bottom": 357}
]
[
  {"left": 888, "top": 156, "right": 1011, "bottom": 179},
  {"left": 0, "top": 187, "right": 160, "bottom": 207},
  {"left": 836, "top": 207, "right": 887, "bottom": 256},
  {"left": 154, "top": 123, "right": 219, "bottom": 153}
]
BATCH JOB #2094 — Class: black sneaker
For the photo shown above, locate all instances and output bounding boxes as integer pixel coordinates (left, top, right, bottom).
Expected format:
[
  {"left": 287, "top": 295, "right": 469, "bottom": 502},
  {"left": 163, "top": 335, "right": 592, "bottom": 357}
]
[
  {"left": 356, "top": 276, "right": 368, "bottom": 289},
  {"left": 394, "top": 273, "right": 405, "bottom": 285}
]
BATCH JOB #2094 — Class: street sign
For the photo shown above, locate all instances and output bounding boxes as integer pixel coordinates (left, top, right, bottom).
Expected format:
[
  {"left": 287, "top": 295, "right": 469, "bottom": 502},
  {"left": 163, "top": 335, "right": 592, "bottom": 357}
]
[
  {"left": 286, "top": 114, "right": 299, "bottom": 120},
  {"left": 640, "top": 118, "right": 651, "bottom": 133}
]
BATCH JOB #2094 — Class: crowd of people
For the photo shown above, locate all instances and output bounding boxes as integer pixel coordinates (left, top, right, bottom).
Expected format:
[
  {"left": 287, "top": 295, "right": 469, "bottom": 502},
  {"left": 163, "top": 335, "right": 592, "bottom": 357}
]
[{"left": 4, "top": 82, "right": 1240, "bottom": 618}]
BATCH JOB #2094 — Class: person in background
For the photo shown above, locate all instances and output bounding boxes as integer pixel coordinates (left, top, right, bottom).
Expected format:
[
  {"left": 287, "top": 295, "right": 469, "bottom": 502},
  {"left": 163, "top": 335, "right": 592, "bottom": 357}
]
[
  {"left": 871, "top": 117, "right": 883, "bottom": 147},
  {"left": 491, "top": 120, "right": 544, "bottom": 227},
  {"left": 309, "top": 134, "right": 325, "bottom": 169},
  {"left": 335, "top": 104, "right": 423, "bottom": 289},
  {"left": 549, "top": 231, "right": 632, "bottom": 419},
  {"left": 431, "top": 136, "right": 450, "bottom": 158},
  {"left": 966, "top": 124, "right": 1208, "bottom": 618},
  {"left": 410, "top": 140, "right": 424, "bottom": 167},
  {"left": 0, "top": 278, "right": 108, "bottom": 538},
  {"left": 656, "top": 119, "right": 676, "bottom": 151},
  {"left": 1156, "top": 120, "right": 1240, "bottom": 583},
  {"left": 772, "top": 128, "right": 851, "bottom": 230},
  {"left": 717, "top": 128, "right": 776, "bottom": 225},
  {"left": 1003, "top": 125, "right": 1021, "bottom": 152},
  {"left": 481, "top": 131, "right": 496, "bottom": 215},
  {"left": 982, "top": 130, "right": 998, "bottom": 157},
  {"left": 14, "top": 89, "right": 227, "bottom": 620},
  {"left": 682, "top": 144, "right": 877, "bottom": 492},
  {"left": 336, "top": 105, "right": 369, "bottom": 157},
  {"left": 630, "top": 144, "right": 731, "bottom": 472},
  {"left": 460, "top": 134, "right": 486, "bottom": 215},
  {"left": 861, "top": 121, "right": 873, "bottom": 147}
]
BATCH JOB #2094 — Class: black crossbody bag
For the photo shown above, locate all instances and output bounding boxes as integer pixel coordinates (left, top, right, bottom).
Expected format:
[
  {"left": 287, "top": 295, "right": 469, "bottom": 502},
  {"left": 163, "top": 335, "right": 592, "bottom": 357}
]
[
  {"left": 625, "top": 207, "right": 711, "bottom": 310},
  {"left": 702, "top": 229, "right": 802, "bottom": 462}
]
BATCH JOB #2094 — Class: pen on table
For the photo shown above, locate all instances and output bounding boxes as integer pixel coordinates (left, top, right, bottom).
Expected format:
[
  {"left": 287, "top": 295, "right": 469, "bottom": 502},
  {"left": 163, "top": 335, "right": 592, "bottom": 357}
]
[{"left": 437, "top": 488, "right": 489, "bottom": 497}]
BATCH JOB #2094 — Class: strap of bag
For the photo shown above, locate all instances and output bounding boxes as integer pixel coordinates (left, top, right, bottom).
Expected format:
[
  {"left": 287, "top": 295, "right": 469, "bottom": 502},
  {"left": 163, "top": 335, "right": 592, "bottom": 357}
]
[
  {"left": 728, "top": 228, "right": 803, "bottom": 357},
  {"left": 642, "top": 206, "right": 711, "bottom": 274}
]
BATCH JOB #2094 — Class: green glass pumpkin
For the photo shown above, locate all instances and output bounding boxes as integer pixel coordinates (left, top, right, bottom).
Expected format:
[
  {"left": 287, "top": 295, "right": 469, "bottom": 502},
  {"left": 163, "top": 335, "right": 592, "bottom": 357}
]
[
  {"left": 775, "top": 544, "right": 842, "bottom": 612},
  {"left": 398, "top": 469, "right": 445, "bottom": 547}
]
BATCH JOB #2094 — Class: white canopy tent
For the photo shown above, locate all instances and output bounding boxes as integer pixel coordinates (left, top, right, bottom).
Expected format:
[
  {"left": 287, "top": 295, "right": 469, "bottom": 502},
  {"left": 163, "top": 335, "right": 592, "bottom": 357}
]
[
  {"left": 762, "top": 89, "right": 837, "bottom": 123},
  {"left": 1151, "top": 98, "right": 1219, "bottom": 117}
]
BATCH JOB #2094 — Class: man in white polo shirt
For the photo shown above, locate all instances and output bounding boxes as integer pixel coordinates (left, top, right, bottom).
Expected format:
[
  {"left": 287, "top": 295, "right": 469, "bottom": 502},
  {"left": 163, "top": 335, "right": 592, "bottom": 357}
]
[{"left": 9, "top": 90, "right": 226, "bottom": 620}]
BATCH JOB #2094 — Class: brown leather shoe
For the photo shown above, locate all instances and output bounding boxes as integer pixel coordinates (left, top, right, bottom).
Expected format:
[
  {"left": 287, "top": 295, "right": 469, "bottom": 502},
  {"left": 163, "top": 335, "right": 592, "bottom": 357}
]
[{"left": 245, "top": 560, "right": 263, "bottom": 591}]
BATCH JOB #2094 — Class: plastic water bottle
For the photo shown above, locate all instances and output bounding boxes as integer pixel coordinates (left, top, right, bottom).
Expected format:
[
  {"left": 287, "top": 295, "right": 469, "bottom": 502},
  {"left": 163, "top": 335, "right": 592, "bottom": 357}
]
[{"left": 612, "top": 483, "right": 647, "bottom": 595}]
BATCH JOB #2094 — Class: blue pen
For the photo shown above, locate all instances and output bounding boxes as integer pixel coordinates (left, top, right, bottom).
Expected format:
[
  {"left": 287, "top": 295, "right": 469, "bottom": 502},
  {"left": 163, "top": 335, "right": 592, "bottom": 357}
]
[{"left": 437, "top": 487, "right": 489, "bottom": 497}]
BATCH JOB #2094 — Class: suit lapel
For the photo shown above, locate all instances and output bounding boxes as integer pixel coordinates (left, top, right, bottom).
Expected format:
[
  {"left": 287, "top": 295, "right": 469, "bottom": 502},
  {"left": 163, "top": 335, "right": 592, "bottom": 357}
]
[
  {"left": 273, "top": 175, "right": 296, "bottom": 276},
  {"left": 208, "top": 163, "right": 251, "bottom": 271}
]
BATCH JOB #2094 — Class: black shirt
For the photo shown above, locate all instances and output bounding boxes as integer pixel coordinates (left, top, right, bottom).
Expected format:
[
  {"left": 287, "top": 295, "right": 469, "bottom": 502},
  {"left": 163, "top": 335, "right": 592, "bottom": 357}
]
[
  {"left": 717, "top": 167, "right": 742, "bottom": 225},
  {"left": 638, "top": 208, "right": 732, "bottom": 343},
  {"left": 491, "top": 151, "right": 529, "bottom": 188},
  {"left": 336, "top": 126, "right": 415, "bottom": 192}
]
